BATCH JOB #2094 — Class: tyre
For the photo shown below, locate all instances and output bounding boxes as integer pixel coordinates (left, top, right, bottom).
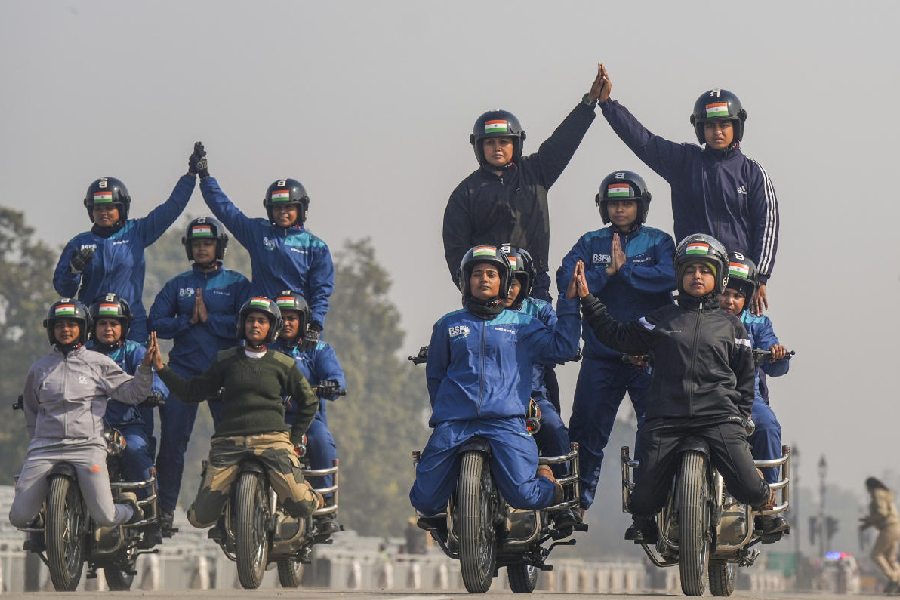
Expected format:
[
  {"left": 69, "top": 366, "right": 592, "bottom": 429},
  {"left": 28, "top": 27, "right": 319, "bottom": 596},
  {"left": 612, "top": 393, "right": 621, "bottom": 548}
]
[
  {"left": 709, "top": 559, "right": 735, "bottom": 596},
  {"left": 677, "top": 451, "right": 710, "bottom": 596},
  {"left": 46, "top": 475, "right": 85, "bottom": 591},
  {"left": 105, "top": 564, "right": 135, "bottom": 591},
  {"left": 507, "top": 563, "right": 539, "bottom": 593},
  {"left": 277, "top": 558, "right": 303, "bottom": 588},
  {"left": 458, "top": 450, "right": 497, "bottom": 593},
  {"left": 234, "top": 471, "right": 270, "bottom": 589}
]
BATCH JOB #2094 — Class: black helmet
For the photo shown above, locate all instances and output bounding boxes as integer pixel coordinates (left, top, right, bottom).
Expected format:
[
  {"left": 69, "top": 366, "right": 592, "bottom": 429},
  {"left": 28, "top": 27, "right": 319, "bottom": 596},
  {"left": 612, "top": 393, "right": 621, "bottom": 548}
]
[
  {"left": 458, "top": 245, "right": 512, "bottom": 301},
  {"left": 470, "top": 110, "right": 526, "bottom": 168},
  {"left": 237, "top": 297, "right": 283, "bottom": 344},
  {"left": 43, "top": 298, "right": 92, "bottom": 347},
  {"left": 88, "top": 293, "right": 133, "bottom": 340},
  {"left": 274, "top": 290, "right": 310, "bottom": 341},
  {"left": 263, "top": 179, "right": 310, "bottom": 225},
  {"left": 595, "top": 170, "right": 653, "bottom": 225},
  {"left": 182, "top": 216, "right": 229, "bottom": 261},
  {"left": 500, "top": 244, "right": 535, "bottom": 308},
  {"left": 83, "top": 177, "right": 131, "bottom": 222},
  {"left": 689, "top": 89, "right": 747, "bottom": 145},
  {"left": 725, "top": 251, "right": 758, "bottom": 302},
  {"left": 674, "top": 233, "right": 729, "bottom": 295}
]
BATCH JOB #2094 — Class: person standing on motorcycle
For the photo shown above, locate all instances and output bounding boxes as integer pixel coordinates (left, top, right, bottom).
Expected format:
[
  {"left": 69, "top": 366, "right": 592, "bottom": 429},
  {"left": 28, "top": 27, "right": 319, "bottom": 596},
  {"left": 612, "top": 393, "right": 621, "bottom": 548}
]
[
  {"left": 87, "top": 294, "right": 168, "bottom": 496},
  {"left": 193, "top": 143, "right": 334, "bottom": 343},
  {"left": 53, "top": 147, "right": 201, "bottom": 342},
  {"left": 9, "top": 300, "right": 162, "bottom": 531},
  {"left": 572, "top": 234, "right": 774, "bottom": 543},
  {"left": 155, "top": 297, "right": 321, "bottom": 529},
  {"left": 410, "top": 246, "right": 582, "bottom": 523},
  {"left": 148, "top": 216, "right": 250, "bottom": 533},
  {"left": 718, "top": 251, "right": 790, "bottom": 535},
  {"left": 272, "top": 290, "right": 346, "bottom": 538},
  {"left": 556, "top": 170, "right": 675, "bottom": 515},
  {"left": 442, "top": 64, "right": 607, "bottom": 302},
  {"left": 595, "top": 64, "right": 779, "bottom": 314},
  {"left": 860, "top": 477, "right": 900, "bottom": 593}
]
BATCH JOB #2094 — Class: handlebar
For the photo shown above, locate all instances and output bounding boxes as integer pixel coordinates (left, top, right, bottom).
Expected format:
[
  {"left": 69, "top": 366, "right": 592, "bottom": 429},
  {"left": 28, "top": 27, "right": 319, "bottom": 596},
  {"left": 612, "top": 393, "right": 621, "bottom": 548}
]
[
  {"left": 12, "top": 395, "right": 22, "bottom": 411},
  {"left": 312, "top": 384, "right": 347, "bottom": 397},
  {"left": 408, "top": 346, "right": 428, "bottom": 366}
]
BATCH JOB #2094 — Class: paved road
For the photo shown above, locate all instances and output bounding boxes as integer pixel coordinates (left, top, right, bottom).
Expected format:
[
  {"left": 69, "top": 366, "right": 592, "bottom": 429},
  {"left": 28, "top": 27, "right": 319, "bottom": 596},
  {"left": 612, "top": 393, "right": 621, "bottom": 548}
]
[{"left": 15, "top": 591, "right": 892, "bottom": 600}]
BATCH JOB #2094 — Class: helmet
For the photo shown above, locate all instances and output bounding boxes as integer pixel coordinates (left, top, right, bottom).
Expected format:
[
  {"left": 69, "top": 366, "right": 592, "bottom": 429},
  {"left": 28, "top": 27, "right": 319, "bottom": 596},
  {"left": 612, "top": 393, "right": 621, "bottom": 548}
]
[
  {"left": 43, "top": 298, "right": 92, "bottom": 347},
  {"left": 274, "top": 290, "right": 310, "bottom": 341},
  {"left": 83, "top": 177, "right": 131, "bottom": 223},
  {"left": 237, "top": 296, "right": 283, "bottom": 344},
  {"left": 458, "top": 245, "right": 512, "bottom": 301},
  {"left": 470, "top": 110, "right": 526, "bottom": 168},
  {"left": 88, "top": 293, "right": 132, "bottom": 340},
  {"left": 500, "top": 244, "right": 536, "bottom": 308},
  {"left": 689, "top": 89, "right": 747, "bottom": 145},
  {"left": 674, "top": 233, "right": 729, "bottom": 295},
  {"left": 263, "top": 179, "right": 310, "bottom": 225},
  {"left": 595, "top": 170, "right": 653, "bottom": 225},
  {"left": 725, "top": 251, "right": 758, "bottom": 301},
  {"left": 182, "top": 216, "right": 229, "bottom": 261}
]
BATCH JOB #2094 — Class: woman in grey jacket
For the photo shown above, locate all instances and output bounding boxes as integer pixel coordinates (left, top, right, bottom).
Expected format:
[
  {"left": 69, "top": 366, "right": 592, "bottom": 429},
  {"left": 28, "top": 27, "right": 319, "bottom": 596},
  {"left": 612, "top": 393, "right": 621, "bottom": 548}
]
[{"left": 8, "top": 299, "right": 160, "bottom": 529}]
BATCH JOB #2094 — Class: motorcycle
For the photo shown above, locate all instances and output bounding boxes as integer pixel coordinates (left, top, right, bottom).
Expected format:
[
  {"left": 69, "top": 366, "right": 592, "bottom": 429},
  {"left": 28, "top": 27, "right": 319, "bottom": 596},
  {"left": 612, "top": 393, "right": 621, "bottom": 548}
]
[
  {"left": 13, "top": 396, "right": 163, "bottom": 592},
  {"left": 207, "top": 384, "right": 345, "bottom": 590},
  {"left": 620, "top": 345, "right": 794, "bottom": 598},
  {"left": 407, "top": 347, "right": 587, "bottom": 593}
]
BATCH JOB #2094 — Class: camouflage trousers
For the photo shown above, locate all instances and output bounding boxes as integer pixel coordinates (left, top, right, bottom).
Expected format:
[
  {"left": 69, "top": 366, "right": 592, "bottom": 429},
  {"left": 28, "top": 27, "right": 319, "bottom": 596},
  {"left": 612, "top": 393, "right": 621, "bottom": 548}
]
[{"left": 187, "top": 431, "right": 319, "bottom": 528}]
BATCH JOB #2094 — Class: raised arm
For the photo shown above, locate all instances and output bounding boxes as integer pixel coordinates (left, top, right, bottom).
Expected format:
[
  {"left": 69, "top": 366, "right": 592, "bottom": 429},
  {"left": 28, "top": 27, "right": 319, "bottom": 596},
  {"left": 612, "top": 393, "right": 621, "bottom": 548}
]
[
  {"left": 199, "top": 176, "right": 256, "bottom": 248},
  {"left": 137, "top": 174, "right": 196, "bottom": 246}
]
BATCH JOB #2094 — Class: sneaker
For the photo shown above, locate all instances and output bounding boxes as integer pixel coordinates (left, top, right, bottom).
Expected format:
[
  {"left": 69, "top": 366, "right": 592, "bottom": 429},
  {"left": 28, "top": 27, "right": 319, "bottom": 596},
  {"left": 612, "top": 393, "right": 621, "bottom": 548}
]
[{"left": 416, "top": 514, "right": 446, "bottom": 531}]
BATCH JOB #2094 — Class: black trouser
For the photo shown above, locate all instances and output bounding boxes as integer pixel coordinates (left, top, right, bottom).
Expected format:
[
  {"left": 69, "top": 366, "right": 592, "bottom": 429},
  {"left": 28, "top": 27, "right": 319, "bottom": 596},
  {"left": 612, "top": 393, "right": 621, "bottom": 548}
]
[{"left": 629, "top": 419, "right": 769, "bottom": 517}]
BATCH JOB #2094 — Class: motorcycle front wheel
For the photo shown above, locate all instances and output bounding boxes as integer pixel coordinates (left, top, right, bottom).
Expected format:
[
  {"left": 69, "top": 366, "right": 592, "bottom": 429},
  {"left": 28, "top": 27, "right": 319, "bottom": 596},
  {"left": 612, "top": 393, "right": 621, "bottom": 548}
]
[
  {"left": 234, "top": 471, "right": 270, "bottom": 589},
  {"left": 507, "top": 562, "right": 539, "bottom": 593},
  {"left": 458, "top": 450, "right": 497, "bottom": 593},
  {"left": 677, "top": 451, "right": 710, "bottom": 596},
  {"left": 709, "top": 559, "right": 735, "bottom": 596},
  {"left": 277, "top": 557, "right": 303, "bottom": 587},
  {"left": 105, "top": 562, "right": 136, "bottom": 591},
  {"left": 46, "top": 475, "right": 86, "bottom": 591}
]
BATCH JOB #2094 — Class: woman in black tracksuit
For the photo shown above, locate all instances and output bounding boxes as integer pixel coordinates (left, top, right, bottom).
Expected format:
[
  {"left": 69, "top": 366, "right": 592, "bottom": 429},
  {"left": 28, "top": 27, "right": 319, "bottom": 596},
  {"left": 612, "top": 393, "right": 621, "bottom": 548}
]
[{"left": 572, "top": 233, "right": 770, "bottom": 542}]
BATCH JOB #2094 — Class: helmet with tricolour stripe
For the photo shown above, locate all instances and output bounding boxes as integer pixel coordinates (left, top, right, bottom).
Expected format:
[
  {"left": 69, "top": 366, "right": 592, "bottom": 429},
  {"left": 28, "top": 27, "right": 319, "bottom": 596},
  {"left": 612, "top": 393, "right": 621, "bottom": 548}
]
[
  {"left": 470, "top": 110, "right": 526, "bottom": 167},
  {"left": 264, "top": 179, "right": 310, "bottom": 225},
  {"left": 182, "top": 216, "right": 229, "bottom": 261},
  {"left": 237, "top": 297, "right": 283, "bottom": 344},
  {"left": 674, "top": 233, "right": 730, "bottom": 295},
  {"left": 596, "top": 170, "right": 653, "bottom": 225},
  {"left": 689, "top": 89, "right": 747, "bottom": 144}
]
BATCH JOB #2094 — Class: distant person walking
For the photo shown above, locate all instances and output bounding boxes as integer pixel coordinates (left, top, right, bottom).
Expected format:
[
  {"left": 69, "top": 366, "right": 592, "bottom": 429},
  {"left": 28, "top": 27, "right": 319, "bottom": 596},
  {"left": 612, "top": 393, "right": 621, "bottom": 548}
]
[{"left": 860, "top": 477, "right": 900, "bottom": 593}]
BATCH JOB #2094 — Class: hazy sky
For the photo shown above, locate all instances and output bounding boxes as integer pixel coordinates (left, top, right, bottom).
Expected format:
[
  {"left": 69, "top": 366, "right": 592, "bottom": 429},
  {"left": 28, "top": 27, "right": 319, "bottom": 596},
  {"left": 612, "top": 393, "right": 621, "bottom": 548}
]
[{"left": 2, "top": 1, "right": 898, "bottom": 497}]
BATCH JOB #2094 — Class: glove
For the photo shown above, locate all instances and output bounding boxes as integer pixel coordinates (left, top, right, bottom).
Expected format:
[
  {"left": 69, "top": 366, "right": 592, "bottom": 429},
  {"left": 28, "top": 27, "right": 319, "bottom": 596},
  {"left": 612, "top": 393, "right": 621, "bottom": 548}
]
[
  {"left": 188, "top": 141, "right": 209, "bottom": 178},
  {"left": 293, "top": 434, "right": 309, "bottom": 457},
  {"left": 70, "top": 247, "right": 95, "bottom": 273},
  {"left": 743, "top": 417, "right": 756, "bottom": 436},
  {"left": 303, "top": 323, "right": 322, "bottom": 349},
  {"left": 317, "top": 379, "right": 341, "bottom": 398},
  {"left": 143, "top": 391, "right": 165, "bottom": 407}
]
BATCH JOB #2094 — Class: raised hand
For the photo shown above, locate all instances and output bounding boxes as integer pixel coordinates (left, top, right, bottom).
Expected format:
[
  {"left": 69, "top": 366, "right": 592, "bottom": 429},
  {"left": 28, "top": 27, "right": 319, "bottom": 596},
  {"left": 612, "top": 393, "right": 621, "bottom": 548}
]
[
  {"left": 607, "top": 233, "right": 626, "bottom": 275},
  {"left": 188, "top": 141, "right": 209, "bottom": 178},
  {"left": 567, "top": 260, "right": 590, "bottom": 299},
  {"left": 596, "top": 63, "right": 612, "bottom": 104},
  {"left": 195, "top": 288, "right": 208, "bottom": 323},
  {"left": 142, "top": 332, "right": 164, "bottom": 370}
]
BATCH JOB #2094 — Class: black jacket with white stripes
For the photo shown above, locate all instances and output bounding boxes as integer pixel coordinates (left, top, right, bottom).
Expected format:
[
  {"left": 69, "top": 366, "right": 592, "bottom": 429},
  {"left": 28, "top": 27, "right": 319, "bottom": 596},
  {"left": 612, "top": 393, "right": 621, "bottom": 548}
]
[
  {"left": 601, "top": 99, "right": 779, "bottom": 282},
  {"left": 580, "top": 292, "right": 755, "bottom": 422}
]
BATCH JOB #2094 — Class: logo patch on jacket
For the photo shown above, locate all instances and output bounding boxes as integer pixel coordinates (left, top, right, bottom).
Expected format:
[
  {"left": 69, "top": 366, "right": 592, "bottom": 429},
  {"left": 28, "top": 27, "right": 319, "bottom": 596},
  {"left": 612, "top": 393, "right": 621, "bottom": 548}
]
[
  {"left": 592, "top": 253, "right": 611, "bottom": 265},
  {"left": 448, "top": 325, "right": 470, "bottom": 338}
]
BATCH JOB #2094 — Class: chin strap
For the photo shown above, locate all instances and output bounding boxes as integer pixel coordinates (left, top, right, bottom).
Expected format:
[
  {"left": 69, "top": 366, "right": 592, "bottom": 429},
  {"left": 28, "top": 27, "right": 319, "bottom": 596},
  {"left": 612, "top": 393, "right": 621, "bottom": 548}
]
[{"left": 464, "top": 296, "right": 504, "bottom": 318}]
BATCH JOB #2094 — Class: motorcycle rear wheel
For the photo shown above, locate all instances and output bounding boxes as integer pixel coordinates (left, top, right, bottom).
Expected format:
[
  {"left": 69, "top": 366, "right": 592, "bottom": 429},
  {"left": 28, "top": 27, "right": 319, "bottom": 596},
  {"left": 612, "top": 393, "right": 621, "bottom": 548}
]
[
  {"left": 234, "top": 471, "right": 270, "bottom": 589},
  {"left": 46, "top": 476, "right": 85, "bottom": 591},
  {"left": 277, "top": 558, "right": 304, "bottom": 587},
  {"left": 105, "top": 563, "right": 135, "bottom": 591},
  {"left": 677, "top": 451, "right": 710, "bottom": 596},
  {"left": 507, "top": 563, "right": 539, "bottom": 593},
  {"left": 708, "top": 559, "right": 735, "bottom": 596},
  {"left": 459, "top": 450, "right": 497, "bottom": 593}
]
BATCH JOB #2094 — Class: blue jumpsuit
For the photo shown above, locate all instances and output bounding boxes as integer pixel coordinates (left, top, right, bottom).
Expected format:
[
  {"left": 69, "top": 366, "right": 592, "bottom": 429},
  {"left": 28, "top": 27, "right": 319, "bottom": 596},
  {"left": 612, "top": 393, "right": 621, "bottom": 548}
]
[
  {"left": 741, "top": 311, "right": 790, "bottom": 483},
  {"left": 148, "top": 263, "right": 250, "bottom": 512},
  {"left": 556, "top": 225, "right": 676, "bottom": 508},
  {"left": 199, "top": 177, "right": 335, "bottom": 329},
  {"left": 53, "top": 175, "right": 196, "bottom": 342},
  {"left": 517, "top": 297, "right": 571, "bottom": 476},
  {"left": 274, "top": 341, "right": 346, "bottom": 499},
  {"left": 86, "top": 339, "right": 168, "bottom": 495},
  {"left": 409, "top": 298, "right": 581, "bottom": 516}
]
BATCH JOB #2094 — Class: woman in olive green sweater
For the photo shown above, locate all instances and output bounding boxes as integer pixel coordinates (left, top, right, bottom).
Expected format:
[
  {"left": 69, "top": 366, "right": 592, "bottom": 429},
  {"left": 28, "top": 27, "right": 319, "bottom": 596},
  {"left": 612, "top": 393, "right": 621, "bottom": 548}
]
[{"left": 156, "top": 297, "right": 320, "bottom": 527}]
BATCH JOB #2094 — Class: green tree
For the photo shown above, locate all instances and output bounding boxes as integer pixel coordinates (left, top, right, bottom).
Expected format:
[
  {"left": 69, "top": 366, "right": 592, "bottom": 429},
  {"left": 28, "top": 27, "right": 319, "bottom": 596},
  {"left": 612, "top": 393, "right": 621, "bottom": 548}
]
[
  {"left": 0, "top": 207, "right": 60, "bottom": 481},
  {"left": 326, "top": 239, "right": 429, "bottom": 536}
]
